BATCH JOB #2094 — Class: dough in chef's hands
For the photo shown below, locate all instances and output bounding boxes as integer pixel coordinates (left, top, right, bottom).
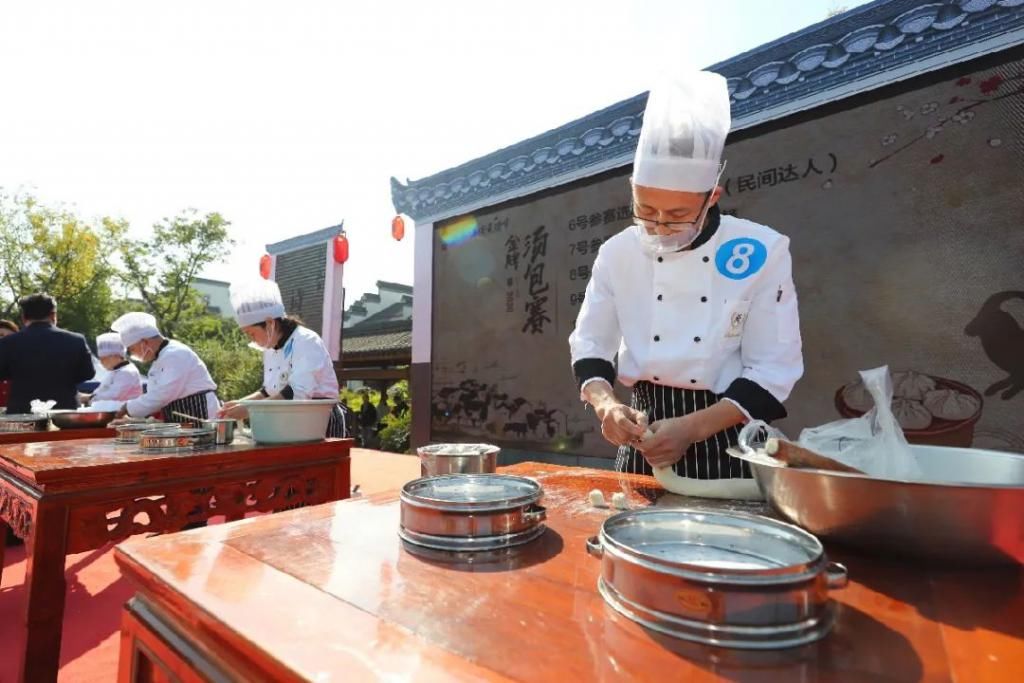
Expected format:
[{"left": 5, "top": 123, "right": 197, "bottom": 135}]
[
  {"left": 892, "top": 371, "right": 937, "bottom": 401},
  {"left": 923, "top": 389, "right": 980, "bottom": 421},
  {"left": 652, "top": 466, "right": 763, "bottom": 500},
  {"left": 891, "top": 398, "right": 933, "bottom": 430},
  {"left": 641, "top": 427, "right": 762, "bottom": 499}
]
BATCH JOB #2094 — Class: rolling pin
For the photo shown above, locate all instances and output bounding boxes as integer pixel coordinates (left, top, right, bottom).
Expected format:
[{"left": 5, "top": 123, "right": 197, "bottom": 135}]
[{"left": 765, "top": 438, "right": 864, "bottom": 474}]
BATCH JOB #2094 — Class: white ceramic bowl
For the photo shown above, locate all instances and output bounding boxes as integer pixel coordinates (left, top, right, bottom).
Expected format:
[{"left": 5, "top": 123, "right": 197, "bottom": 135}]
[{"left": 239, "top": 399, "right": 336, "bottom": 444}]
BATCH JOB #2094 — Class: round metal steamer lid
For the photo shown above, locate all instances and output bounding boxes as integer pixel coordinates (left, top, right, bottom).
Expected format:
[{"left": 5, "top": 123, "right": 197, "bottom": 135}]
[
  {"left": 600, "top": 508, "right": 826, "bottom": 584},
  {"left": 401, "top": 474, "right": 541, "bottom": 512},
  {"left": 417, "top": 443, "right": 500, "bottom": 457}
]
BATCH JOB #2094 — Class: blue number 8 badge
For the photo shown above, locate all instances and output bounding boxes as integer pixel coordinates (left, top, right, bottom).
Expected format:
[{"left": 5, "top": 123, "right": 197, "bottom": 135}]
[{"left": 715, "top": 238, "right": 767, "bottom": 280}]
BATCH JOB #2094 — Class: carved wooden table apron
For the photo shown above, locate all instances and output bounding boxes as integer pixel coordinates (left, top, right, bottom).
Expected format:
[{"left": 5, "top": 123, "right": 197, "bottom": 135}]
[
  {"left": 0, "top": 436, "right": 352, "bottom": 683},
  {"left": 115, "top": 462, "right": 1023, "bottom": 683}
]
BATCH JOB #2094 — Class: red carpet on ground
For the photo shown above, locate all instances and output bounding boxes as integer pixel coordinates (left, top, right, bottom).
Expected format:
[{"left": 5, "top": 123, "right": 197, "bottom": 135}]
[
  {"left": 1, "top": 542, "right": 131, "bottom": 683},
  {"left": 0, "top": 449, "right": 419, "bottom": 682}
]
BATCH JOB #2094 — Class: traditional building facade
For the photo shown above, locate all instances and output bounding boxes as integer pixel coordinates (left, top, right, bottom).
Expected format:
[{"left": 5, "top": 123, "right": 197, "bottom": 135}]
[{"left": 393, "top": 0, "right": 1024, "bottom": 466}]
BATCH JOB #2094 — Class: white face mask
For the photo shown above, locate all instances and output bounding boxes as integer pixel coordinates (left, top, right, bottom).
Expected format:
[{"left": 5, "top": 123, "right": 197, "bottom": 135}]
[
  {"left": 130, "top": 344, "right": 152, "bottom": 364},
  {"left": 634, "top": 162, "right": 726, "bottom": 257},
  {"left": 635, "top": 223, "right": 702, "bottom": 255},
  {"left": 248, "top": 320, "right": 277, "bottom": 351}
]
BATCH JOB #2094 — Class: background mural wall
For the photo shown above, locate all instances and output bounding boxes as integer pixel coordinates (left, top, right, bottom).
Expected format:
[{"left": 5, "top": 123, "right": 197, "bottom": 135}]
[{"left": 431, "top": 54, "right": 1024, "bottom": 457}]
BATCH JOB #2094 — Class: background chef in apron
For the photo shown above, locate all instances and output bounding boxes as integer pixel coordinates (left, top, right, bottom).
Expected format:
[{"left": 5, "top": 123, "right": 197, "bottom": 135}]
[
  {"left": 568, "top": 70, "right": 803, "bottom": 494},
  {"left": 80, "top": 332, "right": 144, "bottom": 405},
  {"left": 218, "top": 279, "right": 346, "bottom": 438},
  {"left": 111, "top": 312, "right": 220, "bottom": 422}
]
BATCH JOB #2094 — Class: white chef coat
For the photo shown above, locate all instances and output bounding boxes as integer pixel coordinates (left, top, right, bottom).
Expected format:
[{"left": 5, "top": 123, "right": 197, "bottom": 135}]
[
  {"left": 569, "top": 215, "right": 803, "bottom": 411},
  {"left": 125, "top": 340, "right": 219, "bottom": 418},
  {"left": 263, "top": 325, "right": 339, "bottom": 399},
  {"left": 91, "top": 362, "right": 143, "bottom": 402}
]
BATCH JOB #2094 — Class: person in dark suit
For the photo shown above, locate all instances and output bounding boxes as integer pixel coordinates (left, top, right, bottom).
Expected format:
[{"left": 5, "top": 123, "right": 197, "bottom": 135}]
[
  {"left": 0, "top": 319, "right": 18, "bottom": 409},
  {"left": 0, "top": 293, "right": 95, "bottom": 414}
]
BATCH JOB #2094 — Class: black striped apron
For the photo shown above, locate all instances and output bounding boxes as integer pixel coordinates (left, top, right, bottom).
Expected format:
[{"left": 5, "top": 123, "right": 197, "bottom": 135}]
[
  {"left": 325, "top": 404, "right": 347, "bottom": 438},
  {"left": 162, "top": 390, "right": 217, "bottom": 424},
  {"left": 616, "top": 380, "right": 752, "bottom": 480}
]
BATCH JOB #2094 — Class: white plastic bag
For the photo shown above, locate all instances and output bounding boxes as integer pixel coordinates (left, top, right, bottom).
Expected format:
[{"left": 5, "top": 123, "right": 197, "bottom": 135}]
[
  {"left": 29, "top": 399, "right": 56, "bottom": 415},
  {"left": 797, "top": 366, "right": 921, "bottom": 480}
]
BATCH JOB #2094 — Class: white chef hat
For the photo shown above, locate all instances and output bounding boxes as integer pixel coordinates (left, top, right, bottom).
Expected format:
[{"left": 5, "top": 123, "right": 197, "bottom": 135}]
[
  {"left": 230, "top": 279, "right": 286, "bottom": 327},
  {"left": 111, "top": 312, "right": 161, "bottom": 348},
  {"left": 633, "top": 70, "right": 731, "bottom": 193},
  {"left": 96, "top": 332, "right": 126, "bottom": 358}
]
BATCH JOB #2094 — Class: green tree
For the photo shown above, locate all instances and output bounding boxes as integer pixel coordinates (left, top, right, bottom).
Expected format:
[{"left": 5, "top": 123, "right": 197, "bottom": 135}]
[
  {"left": 115, "top": 209, "right": 233, "bottom": 339},
  {"left": 0, "top": 191, "right": 120, "bottom": 342}
]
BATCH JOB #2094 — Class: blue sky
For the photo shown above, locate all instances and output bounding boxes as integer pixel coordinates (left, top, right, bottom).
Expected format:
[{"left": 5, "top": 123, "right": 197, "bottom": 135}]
[{"left": 0, "top": 0, "right": 868, "bottom": 301}]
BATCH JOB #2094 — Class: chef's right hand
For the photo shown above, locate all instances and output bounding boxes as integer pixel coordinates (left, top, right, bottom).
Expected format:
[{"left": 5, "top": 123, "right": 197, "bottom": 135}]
[{"left": 595, "top": 401, "right": 648, "bottom": 448}]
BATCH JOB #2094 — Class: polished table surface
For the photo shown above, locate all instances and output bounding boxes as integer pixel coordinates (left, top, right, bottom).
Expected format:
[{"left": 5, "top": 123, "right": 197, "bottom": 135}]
[
  {"left": 115, "top": 462, "right": 1023, "bottom": 682},
  {"left": 0, "top": 426, "right": 115, "bottom": 446},
  {"left": 1, "top": 435, "right": 352, "bottom": 682}
]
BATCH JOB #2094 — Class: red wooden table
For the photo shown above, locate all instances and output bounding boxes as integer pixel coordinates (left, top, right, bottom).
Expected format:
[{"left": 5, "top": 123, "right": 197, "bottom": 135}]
[
  {"left": 0, "top": 436, "right": 352, "bottom": 682},
  {"left": 114, "top": 462, "right": 1023, "bottom": 682},
  {"left": 0, "top": 426, "right": 115, "bottom": 446}
]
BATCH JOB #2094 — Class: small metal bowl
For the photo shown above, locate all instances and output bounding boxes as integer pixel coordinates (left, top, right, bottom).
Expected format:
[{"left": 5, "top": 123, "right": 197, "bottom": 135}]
[{"left": 200, "top": 418, "right": 237, "bottom": 445}]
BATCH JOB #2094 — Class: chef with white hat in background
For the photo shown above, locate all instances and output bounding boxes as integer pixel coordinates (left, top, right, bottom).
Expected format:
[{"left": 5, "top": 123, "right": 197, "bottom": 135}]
[
  {"left": 80, "top": 332, "right": 144, "bottom": 405},
  {"left": 568, "top": 70, "right": 803, "bottom": 497},
  {"left": 219, "top": 279, "right": 347, "bottom": 438},
  {"left": 111, "top": 312, "right": 220, "bottom": 422}
]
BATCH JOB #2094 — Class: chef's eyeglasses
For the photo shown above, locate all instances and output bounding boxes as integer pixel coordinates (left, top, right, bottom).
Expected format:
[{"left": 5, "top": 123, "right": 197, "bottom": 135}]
[{"left": 632, "top": 192, "right": 711, "bottom": 229}]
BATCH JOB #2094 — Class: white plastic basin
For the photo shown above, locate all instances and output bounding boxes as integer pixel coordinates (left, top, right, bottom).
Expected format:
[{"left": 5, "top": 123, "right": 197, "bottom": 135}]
[{"left": 239, "top": 399, "right": 335, "bottom": 444}]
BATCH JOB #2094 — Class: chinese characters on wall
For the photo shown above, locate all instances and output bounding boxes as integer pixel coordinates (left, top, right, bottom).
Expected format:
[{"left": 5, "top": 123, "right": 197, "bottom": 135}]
[{"left": 723, "top": 154, "right": 838, "bottom": 195}]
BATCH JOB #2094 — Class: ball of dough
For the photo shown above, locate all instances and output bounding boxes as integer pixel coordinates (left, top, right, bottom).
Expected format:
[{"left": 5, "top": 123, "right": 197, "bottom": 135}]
[
  {"left": 588, "top": 489, "right": 606, "bottom": 507},
  {"left": 892, "top": 398, "right": 933, "bottom": 430},
  {"left": 841, "top": 381, "right": 874, "bottom": 412},
  {"left": 923, "top": 389, "right": 980, "bottom": 421},
  {"left": 892, "top": 371, "right": 936, "bottom": 401},
  {"left": 611, "top": 492, "right": 628, "bottom": 510}
]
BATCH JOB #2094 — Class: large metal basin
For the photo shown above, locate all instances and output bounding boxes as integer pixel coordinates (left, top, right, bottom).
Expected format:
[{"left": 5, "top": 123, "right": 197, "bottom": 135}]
[
  {"left": 48, "top": 410, "right": 117, "bottom": 429},
  {"left": 731, "top": 444, "right": 1024, "bottom": 565}
]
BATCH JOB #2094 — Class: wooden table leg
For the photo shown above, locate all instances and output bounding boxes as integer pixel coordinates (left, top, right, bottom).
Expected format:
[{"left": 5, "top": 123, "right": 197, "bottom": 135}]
[
  {"left": 19, "top": 499, "right": 70, "bottom": 683},
  {"left": 0, "top": 520, "right": 7, "bottom": 587}
]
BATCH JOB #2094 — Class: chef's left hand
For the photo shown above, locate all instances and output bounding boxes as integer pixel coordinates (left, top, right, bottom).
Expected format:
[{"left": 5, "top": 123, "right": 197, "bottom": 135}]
[
  {"left": 635, "top": 416, "right": 699, "bottom": 468},
  {"left": 218, "top": 402, "right": 249, "bottom": 420}
]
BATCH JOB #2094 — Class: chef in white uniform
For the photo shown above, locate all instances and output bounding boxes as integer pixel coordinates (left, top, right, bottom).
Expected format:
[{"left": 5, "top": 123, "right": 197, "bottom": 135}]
[
  {"left": 111, "top": 312, "right": 220, "bottom": 422},
  {"left": 218, "top": 280, "right": 346, "bottom": 438},
  {"left": 568, "top": 70, "right": 803, "bottom": 491},
  {"left": 82, "top": 332, "right": 143, "bottom": 405}
]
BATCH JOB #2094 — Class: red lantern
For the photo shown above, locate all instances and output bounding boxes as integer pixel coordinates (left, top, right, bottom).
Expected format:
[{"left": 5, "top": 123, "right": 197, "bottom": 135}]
[
  {"left": 333, "top": 233, "right": 349, "bottom": 264},
  {"left": 391, "top": 215, "right": 405, "bottom": 241},
  {"left": 259, "top": 254, "right": 272, "bottom": 279}
]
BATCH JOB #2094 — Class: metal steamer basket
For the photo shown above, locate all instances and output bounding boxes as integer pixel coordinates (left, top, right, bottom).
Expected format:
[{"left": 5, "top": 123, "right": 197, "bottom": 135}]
[
  {"left": 586, "top": 508, "right": 848, "bottom": 649},
  {"left": 399, "top": 474, "right": 547, "bottom": 553},
  {"left": 0, "top": 414, "right": 49, "bottom": 432},
  {"left": 138, "top": 427, "right": 216, "bottom": 452},
  {"left": 114, "top": 422, "right": 180, "bottom": 444}
]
